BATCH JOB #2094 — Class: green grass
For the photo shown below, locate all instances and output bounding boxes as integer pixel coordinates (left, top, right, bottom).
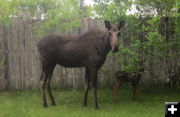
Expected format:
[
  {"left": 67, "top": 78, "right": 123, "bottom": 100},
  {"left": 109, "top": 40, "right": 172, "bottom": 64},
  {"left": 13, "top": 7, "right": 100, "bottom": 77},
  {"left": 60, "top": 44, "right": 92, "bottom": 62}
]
[{"left": 0, "top": 86, "right": 179, "bottom": 117}]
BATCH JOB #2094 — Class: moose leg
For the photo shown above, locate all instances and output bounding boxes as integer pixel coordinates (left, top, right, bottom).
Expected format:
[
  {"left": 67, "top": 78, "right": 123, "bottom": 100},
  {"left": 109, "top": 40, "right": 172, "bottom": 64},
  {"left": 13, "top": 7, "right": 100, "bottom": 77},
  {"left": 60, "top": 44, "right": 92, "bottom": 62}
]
[
  {"left": 112, "top": 80, "right": 122, "bottom": 101},
  {"left": 172, "top": 77, "right": 177, "bottom": 90},
  {"left": 39, "top": 70, "right": 48, "bottom": 107},
  {"left": 132, "top": 82, "right": 138, "bottom": 100},
  {"left": 83, "top": 68, "right": 90, "bottom": 106},
  {"left": 46, "top": 64, "right": 56, "bottom": 106},
  {"left": 90, "top": 69, "right": 99, "bottom": 109}
]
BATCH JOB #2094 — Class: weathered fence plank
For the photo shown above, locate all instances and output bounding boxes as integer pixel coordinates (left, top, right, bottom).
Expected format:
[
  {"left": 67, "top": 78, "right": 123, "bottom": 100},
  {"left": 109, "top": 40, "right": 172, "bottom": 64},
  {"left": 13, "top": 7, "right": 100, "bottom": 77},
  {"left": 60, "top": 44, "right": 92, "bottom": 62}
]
[
  {"left": 0, "top": 17, "right": 179, "bottom": 90},
  {"left": 0, "top": 18, "right": 110, "bottom": 90}
]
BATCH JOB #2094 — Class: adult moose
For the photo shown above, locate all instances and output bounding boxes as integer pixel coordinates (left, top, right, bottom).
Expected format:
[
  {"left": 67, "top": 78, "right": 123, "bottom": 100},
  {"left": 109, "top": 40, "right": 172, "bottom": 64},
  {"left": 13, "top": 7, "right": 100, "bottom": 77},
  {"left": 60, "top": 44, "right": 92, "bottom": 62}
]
[{"left": 37, "top": 20, "right": 125, "bottom": 109}]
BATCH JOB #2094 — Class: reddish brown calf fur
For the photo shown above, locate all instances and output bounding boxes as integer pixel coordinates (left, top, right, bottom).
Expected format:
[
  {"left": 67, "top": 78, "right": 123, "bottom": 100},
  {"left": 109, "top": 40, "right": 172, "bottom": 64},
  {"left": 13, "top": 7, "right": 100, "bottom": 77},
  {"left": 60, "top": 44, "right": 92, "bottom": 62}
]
[{"left": 113, "top": 62, "right": 144, "bottom": 101}]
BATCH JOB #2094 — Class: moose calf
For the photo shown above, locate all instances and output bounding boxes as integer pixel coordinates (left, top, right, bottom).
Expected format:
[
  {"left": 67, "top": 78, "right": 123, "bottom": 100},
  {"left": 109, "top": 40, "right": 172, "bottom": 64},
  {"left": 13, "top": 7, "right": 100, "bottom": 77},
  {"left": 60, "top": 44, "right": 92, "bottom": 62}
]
[
  {"left": 167, "top": 67, "right": 180, "bottom": 89},
  {"left": 112, "top": 62, "right": 144, "bottom": 101}
]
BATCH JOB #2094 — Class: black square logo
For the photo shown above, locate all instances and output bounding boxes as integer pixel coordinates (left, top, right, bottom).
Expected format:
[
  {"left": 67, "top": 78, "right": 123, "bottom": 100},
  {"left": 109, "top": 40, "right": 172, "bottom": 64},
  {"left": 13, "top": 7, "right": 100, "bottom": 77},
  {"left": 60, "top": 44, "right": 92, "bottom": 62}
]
[{"left": 165, "top": 102, "right": 180, "bottom": 117}]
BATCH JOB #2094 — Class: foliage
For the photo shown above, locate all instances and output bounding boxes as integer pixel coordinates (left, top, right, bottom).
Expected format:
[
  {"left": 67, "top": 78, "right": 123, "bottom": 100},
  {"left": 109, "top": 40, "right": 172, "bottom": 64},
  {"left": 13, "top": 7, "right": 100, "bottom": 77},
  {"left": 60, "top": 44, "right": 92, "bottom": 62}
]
[
  {"left": 0, "top": 0, "right": 15, "bottom": 27},
  {"left": 34, "top": 0, "right": 82, "bottom": 35},
  {"left": 0, "top": 0, "right": 82, "bottom": 35},
  {"left": 93, "top": 0, "right": 132, "bottom": 22},
  {"left": 134, "top": 0, "right": 177, "bottom": 16},
  {"left": 89, "top": 0, "right": 180, "bottom": 74}
]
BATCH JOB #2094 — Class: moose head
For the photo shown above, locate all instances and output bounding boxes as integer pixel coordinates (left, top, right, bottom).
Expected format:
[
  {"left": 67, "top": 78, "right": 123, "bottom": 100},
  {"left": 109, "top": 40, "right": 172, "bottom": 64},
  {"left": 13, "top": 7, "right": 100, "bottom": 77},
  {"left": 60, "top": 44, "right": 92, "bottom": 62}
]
[{"left": 105, "top": 20, "right": 125, "bottom": 53}]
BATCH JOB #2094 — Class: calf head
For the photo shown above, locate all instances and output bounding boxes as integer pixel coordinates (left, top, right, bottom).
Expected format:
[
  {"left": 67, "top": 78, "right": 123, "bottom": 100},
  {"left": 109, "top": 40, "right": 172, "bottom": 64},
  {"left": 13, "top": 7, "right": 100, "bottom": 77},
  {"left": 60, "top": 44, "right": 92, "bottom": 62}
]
[{"left": 105, "top": 20, "right": 125, "bottom": 53}]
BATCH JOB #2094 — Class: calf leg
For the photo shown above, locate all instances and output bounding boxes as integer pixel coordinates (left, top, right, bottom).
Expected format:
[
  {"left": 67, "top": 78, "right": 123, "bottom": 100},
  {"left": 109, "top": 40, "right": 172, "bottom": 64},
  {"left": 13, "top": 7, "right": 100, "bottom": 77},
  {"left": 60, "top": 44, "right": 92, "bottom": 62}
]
[
  {"left": 83, "top": 68, "right": 90, "bottom": 106},
  {"left": 132, "top": 82, "right": 139, "bottom": 100},
  {"left": 132, "top": 87, "right": 137, "bottom": 100},
  {"left": 172, "top": 77, "right": 177, "bottom": 90},
  {"left": 46, "top": 64, "right": 56, "bottom": 106},
  {"left": 112, "top": 80, "right": 122, "bottom": 101}
]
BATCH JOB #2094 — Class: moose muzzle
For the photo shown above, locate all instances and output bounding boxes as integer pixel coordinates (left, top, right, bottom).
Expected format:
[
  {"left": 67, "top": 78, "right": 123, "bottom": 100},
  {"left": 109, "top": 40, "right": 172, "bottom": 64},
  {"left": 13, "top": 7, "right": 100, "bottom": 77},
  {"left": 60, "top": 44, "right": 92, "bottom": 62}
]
[{"left": 112, "top": 43, "right": 119, "bottom": 53}]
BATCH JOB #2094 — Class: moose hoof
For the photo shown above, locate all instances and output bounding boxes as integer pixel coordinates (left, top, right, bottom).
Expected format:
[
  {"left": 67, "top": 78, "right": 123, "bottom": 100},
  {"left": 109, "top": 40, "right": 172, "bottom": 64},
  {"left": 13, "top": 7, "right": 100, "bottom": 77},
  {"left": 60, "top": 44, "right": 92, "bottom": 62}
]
[
  {"left": 83, "top": 103, "right": 87, "bottom": 107},
  {"left": 95, "top": 105, "right": 99, "bottom": 110},
  {"left": 42, "top": 103, "right": 48, "bottom": 107},
  {"left": 113, "top": 97, "right": 118, "bottom": 103},
  {"left": 83, "top": 105, "right": 87, "bottom": 107},
  {"left": 50, "top": 102, "right": 56, "bottom": 106}
]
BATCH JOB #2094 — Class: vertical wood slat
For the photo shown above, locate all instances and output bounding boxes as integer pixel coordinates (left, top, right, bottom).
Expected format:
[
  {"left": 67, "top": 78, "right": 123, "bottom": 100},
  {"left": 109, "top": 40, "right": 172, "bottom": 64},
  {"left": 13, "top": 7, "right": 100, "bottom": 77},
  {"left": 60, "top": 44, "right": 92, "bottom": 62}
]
[
  {"left": 0, "top": 18, "right": 97, "bottom": 90},
  {"left": 0, "top": 18, "right": 125, "bottom": 89},
  {"left": 0, "top": 27, "right": 6, "bottom": 90},
  {"left": 1, "top": 18, "right": 179, "bottom": 90}
]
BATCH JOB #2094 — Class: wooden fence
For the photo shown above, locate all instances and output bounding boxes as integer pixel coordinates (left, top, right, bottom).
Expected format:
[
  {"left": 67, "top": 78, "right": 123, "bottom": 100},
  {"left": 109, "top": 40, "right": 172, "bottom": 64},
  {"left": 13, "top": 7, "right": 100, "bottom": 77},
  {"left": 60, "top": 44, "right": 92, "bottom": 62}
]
[
  {"left": 0, "top": 18, "right": 117, "bottom": 90},
  {"left": 0, "top": 17, "right": 179, "bottom": 90}
]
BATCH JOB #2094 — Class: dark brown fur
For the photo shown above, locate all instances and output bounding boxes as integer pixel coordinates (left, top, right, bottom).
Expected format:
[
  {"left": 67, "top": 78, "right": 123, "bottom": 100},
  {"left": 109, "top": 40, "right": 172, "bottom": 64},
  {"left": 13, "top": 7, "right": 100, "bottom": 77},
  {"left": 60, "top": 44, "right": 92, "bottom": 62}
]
[{"left": 37, "top": 20, "right": 125, "bottom": 109}]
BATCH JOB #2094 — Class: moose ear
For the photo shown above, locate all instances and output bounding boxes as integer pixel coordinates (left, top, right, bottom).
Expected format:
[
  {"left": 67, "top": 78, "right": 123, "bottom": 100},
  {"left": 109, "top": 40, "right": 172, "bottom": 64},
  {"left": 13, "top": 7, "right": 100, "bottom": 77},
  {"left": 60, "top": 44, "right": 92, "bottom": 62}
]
[
  {"left": 117, "top": 20, "right": 125, "bottom": 30},
  {"left": 104, "top": 20, "right": 111, "bottom": 30}
]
